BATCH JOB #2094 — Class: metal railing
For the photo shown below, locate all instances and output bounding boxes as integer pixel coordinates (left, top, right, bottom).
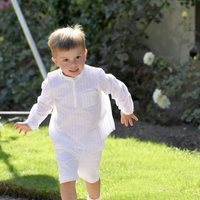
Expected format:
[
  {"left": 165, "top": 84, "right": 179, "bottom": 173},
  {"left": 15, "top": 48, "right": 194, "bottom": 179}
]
[{"left": 0, "top": 111, "right": 30, "bottom": 115}]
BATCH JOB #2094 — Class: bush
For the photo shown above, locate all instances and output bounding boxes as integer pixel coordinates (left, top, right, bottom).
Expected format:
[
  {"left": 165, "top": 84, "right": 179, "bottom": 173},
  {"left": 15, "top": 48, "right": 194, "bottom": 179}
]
[
  {"left": 144, "top": 54, "right": 200, "bottom": 126},
  {"left": 0, "top": 0, "right": 58, "bottom": 110},
  {"left": 0, "top": 0, "right": 199, "bottom": 126},
  {"left": 181, "top": 60, "right": 200, "bottom": 125}
]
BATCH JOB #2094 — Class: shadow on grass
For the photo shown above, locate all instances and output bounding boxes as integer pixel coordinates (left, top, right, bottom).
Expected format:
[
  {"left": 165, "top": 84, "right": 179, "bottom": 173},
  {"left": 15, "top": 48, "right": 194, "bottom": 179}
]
[
  {"left": 0, "top": 175, "right": 59, "bottom": 200},
  {"left": 112, "top": 120, "right": 200, "bottom": 151},
  {"left": 0, "top": 143, "right": 85, "bottom": 200},
  {"left": 0, "top": 175, "right": 85, "bottom": 200},
  {"left": 0, "top": 140, "right": 58, "bottom": 199},
  {"left": 0, "top": 140, "right": 21, "bottom": 179}
]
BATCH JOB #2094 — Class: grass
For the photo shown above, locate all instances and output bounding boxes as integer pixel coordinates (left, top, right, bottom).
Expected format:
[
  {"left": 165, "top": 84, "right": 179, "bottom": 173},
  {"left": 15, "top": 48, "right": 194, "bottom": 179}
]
[{"left": 0, "top": 124, "right": 200, "bottom": 199}]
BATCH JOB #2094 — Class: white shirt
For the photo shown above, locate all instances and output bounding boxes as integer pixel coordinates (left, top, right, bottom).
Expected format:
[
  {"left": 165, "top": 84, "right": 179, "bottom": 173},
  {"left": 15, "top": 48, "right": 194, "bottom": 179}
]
[{"left": 25, "top": 65, "right": 134, "bottom": 153}]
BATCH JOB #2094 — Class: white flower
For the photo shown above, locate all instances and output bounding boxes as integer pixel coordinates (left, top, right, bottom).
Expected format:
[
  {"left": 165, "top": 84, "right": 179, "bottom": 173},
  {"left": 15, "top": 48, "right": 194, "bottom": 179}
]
[
  {"left": 153, "top": 88, "right": 171, "bottom": 109},
  {"left": 193, "top": 56, "right": 198, "bottom": 61},
  {"left": 153, "top": 89, "right": 162, "bottom": 103},
  {"left": 143, "top": 52, "right": 155, "bottom": 66},
  {"left": 0, "top": 36, "right": 4, "bottom": 43},
  {"left": 181, "top": 11, "right": 188, "bottom": 19}
]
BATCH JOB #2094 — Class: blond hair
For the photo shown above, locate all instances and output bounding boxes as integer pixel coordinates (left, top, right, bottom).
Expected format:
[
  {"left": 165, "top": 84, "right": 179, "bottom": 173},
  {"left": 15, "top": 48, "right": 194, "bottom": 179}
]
[{"left": 48, "top": 24, "right": 86, "bottom": 55}]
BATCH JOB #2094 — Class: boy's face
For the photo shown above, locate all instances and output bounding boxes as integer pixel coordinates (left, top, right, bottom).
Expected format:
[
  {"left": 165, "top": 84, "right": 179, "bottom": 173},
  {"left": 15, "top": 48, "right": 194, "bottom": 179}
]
[{"left": 52, "top": 47, "right": 87, "bottom": 77}]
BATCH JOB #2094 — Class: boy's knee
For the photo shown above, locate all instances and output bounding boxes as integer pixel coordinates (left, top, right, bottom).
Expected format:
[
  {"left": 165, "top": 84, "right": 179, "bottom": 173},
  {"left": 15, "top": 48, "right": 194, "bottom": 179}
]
[{"left": 78, "top": 169, "right": 100, "bottom": 183}]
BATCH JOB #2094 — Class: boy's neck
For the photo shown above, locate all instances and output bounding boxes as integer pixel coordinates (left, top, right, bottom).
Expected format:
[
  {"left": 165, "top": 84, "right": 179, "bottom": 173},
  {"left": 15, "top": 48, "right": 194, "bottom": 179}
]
[{"left": 62, "top": 71, "right": 74, "bottom": 78}]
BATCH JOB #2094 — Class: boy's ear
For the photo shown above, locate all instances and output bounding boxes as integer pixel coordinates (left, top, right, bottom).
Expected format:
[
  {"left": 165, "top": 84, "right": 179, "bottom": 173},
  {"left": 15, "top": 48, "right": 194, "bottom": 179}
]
[
  {"left": 51, "top": 57, "right": 56, "bottom": 64},
  {"left": 85, "top": 49, "right": 88, "bottom": 58}
]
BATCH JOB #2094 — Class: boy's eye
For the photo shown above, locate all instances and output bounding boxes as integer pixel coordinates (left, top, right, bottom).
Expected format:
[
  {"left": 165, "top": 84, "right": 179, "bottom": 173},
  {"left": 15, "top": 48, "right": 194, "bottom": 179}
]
[
  {"left": 76, "top": 56, "right": 81, "bottom": 59},
  {"left": 63, "top": 59, "right": 68, "bottom": 62}
]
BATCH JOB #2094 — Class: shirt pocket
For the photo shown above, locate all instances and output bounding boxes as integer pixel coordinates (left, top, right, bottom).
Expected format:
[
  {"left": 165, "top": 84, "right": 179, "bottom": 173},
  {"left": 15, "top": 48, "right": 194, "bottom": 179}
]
[{"left": 81, "top": 90, "right": 99, "bottom": 108}]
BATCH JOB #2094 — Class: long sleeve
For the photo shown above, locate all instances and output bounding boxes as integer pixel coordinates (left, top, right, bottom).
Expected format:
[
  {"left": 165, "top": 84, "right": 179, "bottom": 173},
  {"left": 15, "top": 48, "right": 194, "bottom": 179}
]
[
  {"left": 25, "top": 76, "right": 54, "bottom": 130},
  {"left": 98, "top": 69, "right": 134, "bottom": 115}
]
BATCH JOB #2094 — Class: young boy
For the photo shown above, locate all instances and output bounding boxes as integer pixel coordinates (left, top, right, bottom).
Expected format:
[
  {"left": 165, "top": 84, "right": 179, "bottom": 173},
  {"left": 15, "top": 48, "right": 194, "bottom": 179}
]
[{"left": 14, "top": 24, "right": 138, "bottom": 200}]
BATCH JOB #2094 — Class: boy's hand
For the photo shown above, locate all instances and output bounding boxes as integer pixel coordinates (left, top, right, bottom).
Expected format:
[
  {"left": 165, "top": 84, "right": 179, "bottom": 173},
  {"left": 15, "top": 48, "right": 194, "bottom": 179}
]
[
  {"left": 120, "top": 112, "right": 138, "bottom": 127},
  {"left": 14, "top": 122, "right": 32, "bottom": 135}
]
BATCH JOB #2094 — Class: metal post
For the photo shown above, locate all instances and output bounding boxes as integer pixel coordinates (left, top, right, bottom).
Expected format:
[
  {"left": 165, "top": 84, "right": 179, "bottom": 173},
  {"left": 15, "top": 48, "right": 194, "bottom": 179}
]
[
  {"left": 10, "top": 0, "right": 47, "bottom": 79},
  {"left": 196, "top": 2, "right": 200, "bottom": 46}
]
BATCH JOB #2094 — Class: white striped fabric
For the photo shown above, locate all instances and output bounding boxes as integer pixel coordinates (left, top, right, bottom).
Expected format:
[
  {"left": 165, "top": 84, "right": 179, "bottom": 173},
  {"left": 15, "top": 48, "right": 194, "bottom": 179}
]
[{"left": 25, "top": 65, "right": 134, "bottom": 153}]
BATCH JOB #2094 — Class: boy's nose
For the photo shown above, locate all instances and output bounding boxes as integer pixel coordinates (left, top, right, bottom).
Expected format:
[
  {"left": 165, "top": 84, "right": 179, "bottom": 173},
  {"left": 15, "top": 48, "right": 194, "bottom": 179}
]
[
  {"left": 70, "top": 61, "right": 77, "bottom": 68},
  {"left": 71, "top": 59, "right": 77, "bottom": 65}
]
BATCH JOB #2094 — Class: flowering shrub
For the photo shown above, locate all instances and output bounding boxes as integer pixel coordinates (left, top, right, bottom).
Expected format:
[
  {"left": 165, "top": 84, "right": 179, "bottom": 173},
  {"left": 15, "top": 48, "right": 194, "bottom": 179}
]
[{"left": 143, "top": 51, "right": 200, "bottom": 126}]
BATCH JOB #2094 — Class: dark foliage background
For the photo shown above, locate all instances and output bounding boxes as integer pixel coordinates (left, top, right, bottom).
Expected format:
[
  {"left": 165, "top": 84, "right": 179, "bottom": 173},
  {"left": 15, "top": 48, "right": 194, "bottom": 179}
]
[
  {"left": 0, "top": 0, "right": 58, "bottom": 110},
  {"left": 0, "top": 0, "right": 199, "bottom": 125}
]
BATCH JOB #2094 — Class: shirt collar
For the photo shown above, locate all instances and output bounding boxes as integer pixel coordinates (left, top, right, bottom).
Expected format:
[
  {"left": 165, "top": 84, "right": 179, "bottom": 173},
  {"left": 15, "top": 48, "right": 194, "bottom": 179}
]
[{"left": 59, "top": 65, "right": 87, "bottom": 81}]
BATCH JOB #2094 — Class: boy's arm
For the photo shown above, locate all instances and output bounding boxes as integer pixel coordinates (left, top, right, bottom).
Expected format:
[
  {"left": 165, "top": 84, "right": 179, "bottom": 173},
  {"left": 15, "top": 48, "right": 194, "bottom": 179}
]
[
  {"left": 14, "top": 122, "right": 32, "bottom": 135},
  {"left": 14, "top": 76, "right": 54, "bottom": 134},
  {"left": 120, "top": 112, "right": 138, "bottom": 127},
  {"left": 98, "top": 69, "right": 138, "bottom": 126}
]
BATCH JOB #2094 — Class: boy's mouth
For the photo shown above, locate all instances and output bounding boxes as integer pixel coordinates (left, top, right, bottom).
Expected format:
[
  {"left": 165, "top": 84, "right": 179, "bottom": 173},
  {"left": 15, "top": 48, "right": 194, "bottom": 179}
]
[{"left": 69, "top": 68, "right": 79, "bottom": 73}]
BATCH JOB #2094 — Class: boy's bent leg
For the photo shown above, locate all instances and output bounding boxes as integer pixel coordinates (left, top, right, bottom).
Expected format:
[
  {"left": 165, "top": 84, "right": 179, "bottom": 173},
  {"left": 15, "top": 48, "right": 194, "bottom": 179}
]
[
  {"left": 85, "top": 179, "right": 101, "bottom": 200},
  {"left": 54, "top": 148, "right": 79, "bottom": 200},
  {"left": 78, "top": 151, "right": 102, "bottom": 199},
  {"left": 60, "top": 181, "right": 77, "bottom": 200}
]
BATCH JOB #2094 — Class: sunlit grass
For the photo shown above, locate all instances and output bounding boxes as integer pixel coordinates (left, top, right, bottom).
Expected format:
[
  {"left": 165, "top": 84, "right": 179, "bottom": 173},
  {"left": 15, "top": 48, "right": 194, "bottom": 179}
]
[{"left": 0, "top": 124, "right": 200, "bottom": 199}]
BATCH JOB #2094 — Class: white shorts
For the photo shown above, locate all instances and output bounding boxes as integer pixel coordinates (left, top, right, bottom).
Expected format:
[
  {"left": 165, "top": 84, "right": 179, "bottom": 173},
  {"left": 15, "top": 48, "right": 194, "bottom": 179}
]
[{"left": 54, "top": 148, "right": 102, "bottom": 184}]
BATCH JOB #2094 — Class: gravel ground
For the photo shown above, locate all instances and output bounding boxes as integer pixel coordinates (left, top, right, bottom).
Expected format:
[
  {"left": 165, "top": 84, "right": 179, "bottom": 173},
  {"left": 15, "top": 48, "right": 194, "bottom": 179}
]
[{"left": 113, "top": 120, "right": 200, "bottom": 151}]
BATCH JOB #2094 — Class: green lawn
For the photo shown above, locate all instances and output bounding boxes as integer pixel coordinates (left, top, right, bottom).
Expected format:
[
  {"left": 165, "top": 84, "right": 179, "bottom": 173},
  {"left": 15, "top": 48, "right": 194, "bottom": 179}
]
[{"left": 0, "top": 124, "right": 200, "bottom": 200}]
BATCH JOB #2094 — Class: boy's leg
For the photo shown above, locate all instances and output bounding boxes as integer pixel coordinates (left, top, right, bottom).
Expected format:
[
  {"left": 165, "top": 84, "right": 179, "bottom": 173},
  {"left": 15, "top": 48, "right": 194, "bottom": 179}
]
[
  {"left": 85, "top": 179, "right": 101, "bottom": 200},
  {"left": 60, "top": 181, "right": 77, "bottom": 200},
  {"left": 78, "top": 151, "right": 102, "bottom": 200},
  {"left": 54, "top": 148, "right": 79, "bottom": 200}
]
